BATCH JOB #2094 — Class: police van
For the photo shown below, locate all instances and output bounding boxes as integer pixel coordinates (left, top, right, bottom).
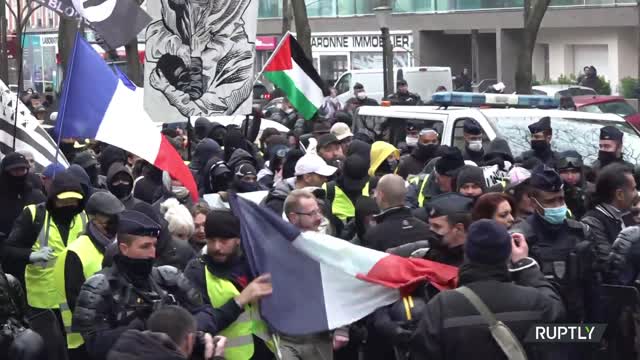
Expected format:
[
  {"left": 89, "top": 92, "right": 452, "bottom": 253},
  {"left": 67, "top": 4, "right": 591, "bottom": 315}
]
[{"left": 352, "top": 92, "right": 640, "bottom": 166}]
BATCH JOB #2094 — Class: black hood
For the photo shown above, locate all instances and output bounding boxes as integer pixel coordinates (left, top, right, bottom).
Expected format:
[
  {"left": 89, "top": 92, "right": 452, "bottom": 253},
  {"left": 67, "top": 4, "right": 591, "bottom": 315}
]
[
  {"left": 224, "top": 127, "right": 251, "bottom": 162},
  {"left": 347, "top": 139, "right": 371, "bottom": 164},
  {"left": 194, "top": 117, "right": 212, "bottom": 141},
  {"left": 98, "top": 145, "right": 127, "bottom": 176},
  {"left": 190, "top": 138, "right": 222, "bottom": 172},
  {"left": 227, "top": 148, "right": 256, "bottom": 173},
  {"left": 484, "top": 137, "right": 514, "bottom": 163},
  {"left": 201, "top": 158, "right": 232, "bottom": 194},
  {"left": 68, "top": 164, "right": 93, "bottom": 198},
  {"left": 46, "top": 170, "right": 86, "bottom": 211},
  {"left": 106, "top": 163, "right": 134, "bottom": 186}
]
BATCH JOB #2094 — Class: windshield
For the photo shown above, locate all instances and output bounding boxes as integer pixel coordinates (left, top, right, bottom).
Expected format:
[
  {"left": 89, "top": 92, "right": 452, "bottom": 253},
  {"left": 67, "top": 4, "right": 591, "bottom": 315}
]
[
  {"left": 580, "top": 101, "right": 637, "bottom": 118},
  {"left": 487, "top": 115, "right": 640, "bottom": 166},
  {"left": 557, "top": 88, "right": 597, "bottom": 97}
]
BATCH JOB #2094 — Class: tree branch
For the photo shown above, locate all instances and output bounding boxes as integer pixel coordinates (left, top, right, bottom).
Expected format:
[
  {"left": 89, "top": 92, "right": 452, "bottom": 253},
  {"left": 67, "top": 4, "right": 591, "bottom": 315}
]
[{"left": 22, "top": 3, "right": 42, "bottom": 26}]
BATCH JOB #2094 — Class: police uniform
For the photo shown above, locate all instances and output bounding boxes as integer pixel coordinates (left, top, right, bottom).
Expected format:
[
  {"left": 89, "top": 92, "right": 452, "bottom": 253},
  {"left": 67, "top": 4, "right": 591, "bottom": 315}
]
[
  {"left": 460, "top": 118, "right": 485, "bottom": 164},
  {"left": 387, "top": 80, "right": 422, "bottom": 106},
  {"left": 555, "top": 151, "right": 588, "bottom": 220},
  {"left": 589, "top": 126, "right": 636, "bottom": 180},
  {"left": 510, "top": 166, "right": 594, "bottom": 322},
  {"left": 515, "top": 117, "right": 560, "bottom": 168},
  {"left": 72, "top": 210, "right": 205, "bottom": 360},
  {"left": 53, "top": 192, "right": 125, "bottom": 356},
  {"left": 422, "top": 193, "right": 473, "bottom": 267}
]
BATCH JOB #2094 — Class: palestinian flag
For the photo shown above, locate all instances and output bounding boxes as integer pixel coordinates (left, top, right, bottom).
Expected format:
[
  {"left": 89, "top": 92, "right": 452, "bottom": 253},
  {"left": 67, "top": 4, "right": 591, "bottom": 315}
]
[{"left": 263, "top": 34, "right": 324, "bottom": 120}]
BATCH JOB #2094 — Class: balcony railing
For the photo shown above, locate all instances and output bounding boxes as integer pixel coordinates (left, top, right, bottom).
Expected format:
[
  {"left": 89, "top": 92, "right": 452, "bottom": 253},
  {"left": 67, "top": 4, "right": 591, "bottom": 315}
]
[{"left": 258, "top": 0, "right": 635, "bottom": 19}]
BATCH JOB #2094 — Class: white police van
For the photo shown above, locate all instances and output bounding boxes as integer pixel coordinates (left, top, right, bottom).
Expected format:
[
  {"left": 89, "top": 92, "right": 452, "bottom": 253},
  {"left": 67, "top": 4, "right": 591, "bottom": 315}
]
[{"left": 352, "top": 92, "right": 640, "bottom": 166}]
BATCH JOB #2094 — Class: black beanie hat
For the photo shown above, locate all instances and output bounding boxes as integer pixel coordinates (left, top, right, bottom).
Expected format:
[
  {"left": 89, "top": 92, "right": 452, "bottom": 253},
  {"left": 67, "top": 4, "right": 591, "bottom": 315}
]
[
  {"left": 456, "top": 166, "right": 487, "bottom": 192},
  {"left": 205, "top": 210, "right": 241, "bottom": 239},
  {"left": 465, "top": 219, "right": 512, "bottom": 265}
]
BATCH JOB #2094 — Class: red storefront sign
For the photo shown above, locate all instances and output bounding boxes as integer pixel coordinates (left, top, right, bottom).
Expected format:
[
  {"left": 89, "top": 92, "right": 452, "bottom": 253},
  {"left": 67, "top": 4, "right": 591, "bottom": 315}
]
[{"left": 256, "top": 36, "right": 277, "bottom": 51}]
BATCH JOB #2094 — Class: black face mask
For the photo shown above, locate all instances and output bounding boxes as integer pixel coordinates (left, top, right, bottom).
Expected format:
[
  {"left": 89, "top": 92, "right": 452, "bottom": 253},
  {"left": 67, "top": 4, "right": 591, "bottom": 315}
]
[
  {"left": 234, "top": 180, "right": 259, "bottom": 193},
  {"left": 110, "top": 183, "right": 132, "bottom": 199},
  {"left": 114, "top": 254, "right": 154, "bottom": 283},
  {"left": 5, "top": 174, "right": 27, "bottom": 189},
  {"left": 531, "top": 140, "right": 549, "bottom": 154},
  {"left": 416, "top": 143, "right": 438, "bottom": 160},
  {"left": 53, "top": 206, "right": 80, "bottom": 223},
  {"left": 598, "top": 150, "right": 619, "bottom": 166}
]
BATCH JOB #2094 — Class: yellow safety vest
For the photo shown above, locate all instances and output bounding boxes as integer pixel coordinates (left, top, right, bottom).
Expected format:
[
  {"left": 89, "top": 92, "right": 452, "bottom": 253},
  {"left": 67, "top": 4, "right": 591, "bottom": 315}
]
[
  {"left": 54, "top": 234, "right": 104, "bottom": 349},
  {"left": 205, "top": 270, "right": 274, "bottom": 360},
  {"left": 25, "top": 204, "right": 87, "bottom": 309},
  {"left": 323, "top": 182, "right": 370, "bottom": 222},
  {"left": 417, "top": 174, "right": 430, "bottom": 208}
]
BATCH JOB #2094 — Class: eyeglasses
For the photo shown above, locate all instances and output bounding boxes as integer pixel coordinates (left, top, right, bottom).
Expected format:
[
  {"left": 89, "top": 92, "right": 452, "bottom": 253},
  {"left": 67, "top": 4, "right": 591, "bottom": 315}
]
[
  {"left": 295, "top": 209, "right": 322, "bottom": 217},
  {"left": 556, "top": 157, "right": 583, "bottom": 170}
]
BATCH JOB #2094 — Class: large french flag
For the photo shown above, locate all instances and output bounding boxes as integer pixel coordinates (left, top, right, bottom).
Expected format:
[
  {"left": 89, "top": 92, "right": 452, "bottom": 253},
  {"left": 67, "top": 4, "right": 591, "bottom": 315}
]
[
  {"left": 228, "top": 194, "right": 458, "bottom": 335},
  {"left": 55, "top": 33, "right": 198, "bottom": 201}
]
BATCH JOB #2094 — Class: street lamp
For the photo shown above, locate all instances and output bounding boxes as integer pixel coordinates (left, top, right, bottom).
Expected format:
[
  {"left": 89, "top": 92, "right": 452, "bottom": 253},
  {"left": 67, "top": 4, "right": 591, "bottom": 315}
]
[{"left": 374, "top": 5, "right": 393, "bottom": 99}]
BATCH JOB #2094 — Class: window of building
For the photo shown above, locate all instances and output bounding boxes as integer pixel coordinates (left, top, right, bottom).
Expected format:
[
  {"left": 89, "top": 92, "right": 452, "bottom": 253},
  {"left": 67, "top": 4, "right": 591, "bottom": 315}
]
[{"left": 36, "top": 19, "right": 42, "bottom": 28}]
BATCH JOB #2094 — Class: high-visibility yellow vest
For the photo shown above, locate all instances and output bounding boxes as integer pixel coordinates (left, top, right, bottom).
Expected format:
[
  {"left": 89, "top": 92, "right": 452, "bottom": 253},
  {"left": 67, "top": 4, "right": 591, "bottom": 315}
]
[
  {"left": 54, "top": 234, "right": 104, "bottom": 349},
  {"left": 417, "top": 174, "right": 430, "bottom": 208},
  {"left": 25, "top": 205, "right": 87, "bottom": 309},
  {"left": 323, "top": 182, "right": 370, "bottom": 222},
  {"left": 205, "top": 270, "right": 274, "bottom": 360}
]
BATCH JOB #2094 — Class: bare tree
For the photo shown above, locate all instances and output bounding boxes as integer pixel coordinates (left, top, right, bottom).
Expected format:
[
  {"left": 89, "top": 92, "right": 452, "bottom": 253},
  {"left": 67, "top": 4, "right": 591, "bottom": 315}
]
[
  {"left": 6, "top": 0, "right": 42, "bottom": 92},
  {"left": 515, "top": 0, "right": 550, "bottom": 94},
  {"left": 282, "top": 0, "right": 292, "bottom": 34},
  {"left": 291, "top": 0, "right": 312, "bottom": 59}
]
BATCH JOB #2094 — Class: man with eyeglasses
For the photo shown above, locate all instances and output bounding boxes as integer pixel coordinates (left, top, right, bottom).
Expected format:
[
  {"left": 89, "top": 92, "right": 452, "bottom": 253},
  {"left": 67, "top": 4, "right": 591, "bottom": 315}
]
[{"left": 555, "top": 150, "right": 587, "bottom": 220}]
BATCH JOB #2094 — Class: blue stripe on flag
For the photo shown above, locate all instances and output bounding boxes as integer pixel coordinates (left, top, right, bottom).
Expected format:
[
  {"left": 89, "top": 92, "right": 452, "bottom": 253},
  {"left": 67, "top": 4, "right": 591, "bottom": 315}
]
[
  {"left": 228, "top": 194, "right": 330, "bottom": 335},
  {"left": 55, "top": 33, "right": 119, "bottom": 140}
]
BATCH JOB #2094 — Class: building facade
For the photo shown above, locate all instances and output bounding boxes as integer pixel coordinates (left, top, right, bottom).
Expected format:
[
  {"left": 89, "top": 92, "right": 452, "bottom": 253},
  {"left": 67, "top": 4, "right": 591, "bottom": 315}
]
[{"left": 257, "top": 0, "right": 639, "bottom": 94}]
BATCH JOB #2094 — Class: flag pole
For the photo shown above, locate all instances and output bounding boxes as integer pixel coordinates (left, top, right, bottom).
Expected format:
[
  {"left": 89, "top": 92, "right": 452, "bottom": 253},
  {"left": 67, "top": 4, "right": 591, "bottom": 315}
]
[{"left": 254, "top": 32, "right": 292, "bottom": 81}]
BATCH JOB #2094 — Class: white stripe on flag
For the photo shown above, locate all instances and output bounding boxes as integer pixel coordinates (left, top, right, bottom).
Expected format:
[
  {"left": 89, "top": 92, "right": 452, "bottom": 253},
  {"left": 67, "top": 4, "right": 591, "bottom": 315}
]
[
  {"left": 96, "top": 81, "right": 162, "bottom": 164},
  {"left": 0, "top": 129, "right": 62, "bottom": 168},
  {"left": 292, "top": 232, "right": 400, "bottom": 329},
  {"left": 284, "top": 60, "right": 324, "bottom": 109}
]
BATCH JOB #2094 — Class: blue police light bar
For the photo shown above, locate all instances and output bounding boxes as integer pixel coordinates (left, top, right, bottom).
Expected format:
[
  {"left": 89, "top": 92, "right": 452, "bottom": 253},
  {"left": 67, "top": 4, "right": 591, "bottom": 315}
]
[{"left": 432, "top": 92, "right": 560, "bottom": 109}]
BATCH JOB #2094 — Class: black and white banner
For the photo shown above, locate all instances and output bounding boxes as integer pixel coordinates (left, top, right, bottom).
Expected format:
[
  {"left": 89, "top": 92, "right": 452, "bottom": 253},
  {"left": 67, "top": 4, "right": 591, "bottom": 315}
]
[
  {"left": 0, "top": 80, "right": 68, "bottom": 171},
  {"left": 32, "top": 0, "right": 151, "bottom": 49},
  {"left": 144, "top": 0, "right": 258, "bottom": 122}
]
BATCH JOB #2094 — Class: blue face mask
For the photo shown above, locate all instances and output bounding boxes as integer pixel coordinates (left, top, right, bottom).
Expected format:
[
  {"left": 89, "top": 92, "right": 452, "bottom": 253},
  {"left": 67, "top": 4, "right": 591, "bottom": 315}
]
[{"left": 535, "top": 199, "right": 567, "bottom": 224}]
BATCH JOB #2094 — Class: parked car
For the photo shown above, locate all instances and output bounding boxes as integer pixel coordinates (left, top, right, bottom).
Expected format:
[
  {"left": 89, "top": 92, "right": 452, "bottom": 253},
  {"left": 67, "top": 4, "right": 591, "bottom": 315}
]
[
  {"left": 532, "top": 85, "right": 596, "bottom": 97},
  {"left": 573, "top": 95, "right": 640, "bottom": 130},
  {"left": 353, "top": 105, "right": 639, "bottom": 166}
]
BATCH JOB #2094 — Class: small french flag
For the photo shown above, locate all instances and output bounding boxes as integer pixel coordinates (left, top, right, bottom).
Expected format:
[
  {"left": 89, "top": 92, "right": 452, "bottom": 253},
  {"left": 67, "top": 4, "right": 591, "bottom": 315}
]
[{"left": 55, "top": 32, "right": 198, "bottom": 201}]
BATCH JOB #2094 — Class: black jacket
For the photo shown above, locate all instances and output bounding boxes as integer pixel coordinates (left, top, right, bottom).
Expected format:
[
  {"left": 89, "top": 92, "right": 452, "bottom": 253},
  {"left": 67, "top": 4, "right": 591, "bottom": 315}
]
[
  {"left": 72, "top": 260, "right": 224, "bottom": 360},
  {"left": 107, "top": 163, "right": 141, "bottom": 210},
  {"left": 388, "top": 92, "right": 422, "bottom": 106},
  {"left": 516, "top": 149, "right": 560, "bottom": 168},
  {"left": 461, "top": 146, "right": 484, "bottom": 165},
  {"left": 0, "top": 269, "right": 27, "bottom": 327},
  {"left": 405, "top": 172, "right": 442, "bottom": 209},
  {"left": 397, "top": 149, "right": 436, "bottom": 180},
  {"left": 107, "top": 330, "right": 186, "bottom": 360},
  {"left": 364, "top": 207, "right": 431, "bottom": 251},
  {"left": 582, "top": 204, "right": 625, "bottom": 271},
  {"left": 262, "top": 178, "right": 295, "bottom": 215},
  {"left": 0, "top": 170, "right": 45, "bottom": 245},
  {"left": 409, "top": 261, "right": 566, "bottom": 360}
]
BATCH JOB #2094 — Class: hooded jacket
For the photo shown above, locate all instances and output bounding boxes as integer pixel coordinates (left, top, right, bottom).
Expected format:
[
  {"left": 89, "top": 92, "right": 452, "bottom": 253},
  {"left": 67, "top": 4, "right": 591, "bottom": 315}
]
[
  {"left": 263, "top": 177, "right": 296, "bottom": 215},
  {"left": 107, "top": 330, "right": 186, "bottom": 360},
  {"left": 227, "top": 148, "right": 257, "bottom": 173},
  {"left": 190, "top": 139, "right": 222, "bottom": 176},
  {"left": 369, "top": 141, "right": 400, "bottom": 177},
  {"left": 0, "top": 162, "right": 45, "bottom": 245},
  {"left": 68, "top": 164, "right": 98, "bottom": 199},
  {"left": 3, "top": 171, "right": 85, "bottom": 283},
  {"left": 107, "top": 163, "right": 141, "bottom": 210}
]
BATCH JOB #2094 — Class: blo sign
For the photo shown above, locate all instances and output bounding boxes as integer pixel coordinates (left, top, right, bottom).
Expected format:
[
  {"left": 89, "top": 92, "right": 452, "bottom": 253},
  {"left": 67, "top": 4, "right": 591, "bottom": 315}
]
[{"left": 310, "top": 32, "right": 412, "bottom": 52}]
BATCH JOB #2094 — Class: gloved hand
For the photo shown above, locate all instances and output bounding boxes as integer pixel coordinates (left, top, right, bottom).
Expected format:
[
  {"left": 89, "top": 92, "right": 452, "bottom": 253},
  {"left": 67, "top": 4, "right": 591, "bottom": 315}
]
[{"left": 29, "top": 247, "right": 53, "bottom": 263}]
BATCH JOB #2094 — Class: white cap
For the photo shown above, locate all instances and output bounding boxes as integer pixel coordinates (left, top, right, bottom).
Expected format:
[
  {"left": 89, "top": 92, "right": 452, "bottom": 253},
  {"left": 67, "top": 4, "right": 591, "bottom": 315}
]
[
  {"left": 295, "top": 154, "right": 337, "bottom": 177},
  {"left": 330, "top": 122, "right": 353, "bottom": 141}
]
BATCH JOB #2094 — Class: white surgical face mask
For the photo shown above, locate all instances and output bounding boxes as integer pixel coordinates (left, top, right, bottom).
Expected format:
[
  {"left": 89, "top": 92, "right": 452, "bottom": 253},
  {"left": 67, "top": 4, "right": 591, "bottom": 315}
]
[
  {"left": 405, "top": 136, "right": 418, "bottom": 147},
  {"left": 357, "top": 92, "right": 367, "bottom": 100},
  {"left": 468, "top": 140, "right": 483, "bottom": 152}
]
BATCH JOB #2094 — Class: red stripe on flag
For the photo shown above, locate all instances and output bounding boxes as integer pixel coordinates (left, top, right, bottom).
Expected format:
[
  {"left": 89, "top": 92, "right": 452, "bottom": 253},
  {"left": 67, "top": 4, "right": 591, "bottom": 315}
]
[
  {"left": 357, "top": 255, "right": 458, "bottom": 294},
  {"left": 264, "top": 35, "right": 292, "bottom": 72},
  {"left": 154, "top": 136, "right": 199, "bottom": 202}
]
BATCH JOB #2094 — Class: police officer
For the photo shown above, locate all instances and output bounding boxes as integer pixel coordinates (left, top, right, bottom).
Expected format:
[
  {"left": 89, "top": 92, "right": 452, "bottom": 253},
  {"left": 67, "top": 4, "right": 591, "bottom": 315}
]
[
  {"left": 4, "top": 171, "right": 87, "bottom": 360},
  {"left": 388, "top": 79, "right": 422, "bottom": 106},
  {"left": 516, "top": 117, "right": 560, "bottom": 168},
  {"left": 510, "top": 165, "right": 594, "bottom": 323},
  {"left": 53, "top": 192, "right": 124, "bottom": 359},
  {"left": 590, "top": 126, "right": 636, "bottom": 179},
  {"left": 72, "top": 210, "right": 213, "bottom": 360},
  {"left": 459, "top": 118, "right": 484, "bottom": 164},
  {"left": 0, "top": 261, "right": 44, "bottom": 360},
  {"left": 345, "top": 83, "right": 379, "bottom": 114},
  {"left": 406, "top": 146, "right": 465, "bottom": 209},
  {"left": 555, "top": 150, "right": 587, "bottom": 220},
  {"left": 184, "top": 210, "right": 275, "bottom": 360}
]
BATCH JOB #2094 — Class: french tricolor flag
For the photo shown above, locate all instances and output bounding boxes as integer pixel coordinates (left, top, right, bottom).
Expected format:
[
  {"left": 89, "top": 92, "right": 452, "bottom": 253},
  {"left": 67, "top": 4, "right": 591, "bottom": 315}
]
[
  {"left": 228, "top": 194, "right": 458, "bottom": 335},
  {"left": 55, "top": 32, "right": 198, "bottom": 201}
]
